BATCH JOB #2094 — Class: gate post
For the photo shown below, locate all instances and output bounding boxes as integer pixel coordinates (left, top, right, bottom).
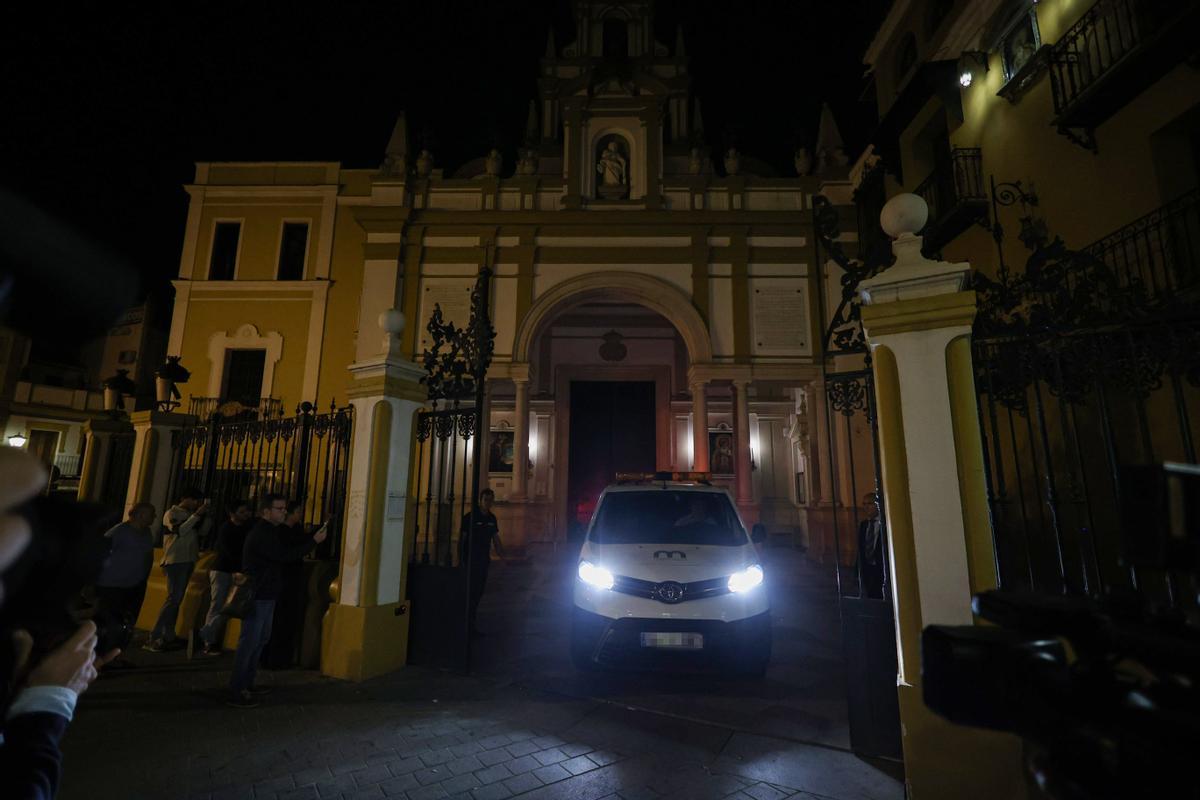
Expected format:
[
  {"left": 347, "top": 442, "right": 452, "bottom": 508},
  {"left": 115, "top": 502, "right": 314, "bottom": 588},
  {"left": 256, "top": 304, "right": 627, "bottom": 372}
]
[
  {"left": 123, "top": 410, "right": 195, "bottom": 526},
  {"left": 858, "top": 195, "right": 1025, "bottom": 799},
  {"left": 77, "top": 416, "right": 133, "bottom": 502},
  {"left": 322, "top": 309, "right": 427, "bottom": 681}
]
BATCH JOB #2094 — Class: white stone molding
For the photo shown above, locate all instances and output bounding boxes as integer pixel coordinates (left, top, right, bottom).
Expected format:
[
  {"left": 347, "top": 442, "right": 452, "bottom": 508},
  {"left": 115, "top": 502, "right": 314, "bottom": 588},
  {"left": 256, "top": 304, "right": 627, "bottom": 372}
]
[{"left": 206, "top": 323, "right": 284, "bottom": 399}]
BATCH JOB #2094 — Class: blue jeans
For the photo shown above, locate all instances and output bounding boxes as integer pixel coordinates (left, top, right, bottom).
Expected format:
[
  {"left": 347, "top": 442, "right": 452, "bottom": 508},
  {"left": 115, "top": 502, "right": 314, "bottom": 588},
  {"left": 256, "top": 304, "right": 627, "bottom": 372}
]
[
  {"left": 151, "top": 562, "right": 194, "bottom": 642},
  {"left": 230, "top": 599, "right": 276, "bottom": 694},
  {"left": 199, "top": 570, "right": 233, "bottom": 648}
]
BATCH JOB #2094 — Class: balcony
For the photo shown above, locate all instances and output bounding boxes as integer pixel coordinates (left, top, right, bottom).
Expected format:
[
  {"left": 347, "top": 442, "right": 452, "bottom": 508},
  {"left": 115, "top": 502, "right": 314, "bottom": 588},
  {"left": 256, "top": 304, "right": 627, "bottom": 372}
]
[
  {"left": 913, "top": 148, "right": 988, "bottom": 255},
  {"left": 1048, "top": 0, "right": 1200, "bottom": 151},
  {"left": 188, "top": 396, "right": 284, "bottom": 421}
]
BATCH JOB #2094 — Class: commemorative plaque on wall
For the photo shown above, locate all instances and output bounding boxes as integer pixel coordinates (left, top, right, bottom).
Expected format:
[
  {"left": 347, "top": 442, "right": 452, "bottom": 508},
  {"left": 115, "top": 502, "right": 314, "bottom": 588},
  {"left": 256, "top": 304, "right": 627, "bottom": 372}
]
[{"left": 751, "top": 279, "right": 810, "bottom": 354}]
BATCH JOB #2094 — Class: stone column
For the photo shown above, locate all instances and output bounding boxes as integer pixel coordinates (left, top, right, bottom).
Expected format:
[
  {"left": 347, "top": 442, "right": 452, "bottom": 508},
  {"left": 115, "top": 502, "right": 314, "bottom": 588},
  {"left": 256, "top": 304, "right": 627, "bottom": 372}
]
[
  {"left": 77, "top": 416, "right": 131, "bottom": 503},
  {"left": 733, "top": 379, "right": 753, "bottom": 505},
  {"left": 689, "top": 379, "right": 708, "bottom": 472},
  {"left": 510, "top": 364, "right": 532, "bottom": 500},
  {"left": 124, "top": 411, "right": 196, "bottom": 525},
  {"left": 322, "top": 309, "right": 427, "bottom": 682},
  {"left": 859, "top": 195, "right": 1024, "bottom": 800}
]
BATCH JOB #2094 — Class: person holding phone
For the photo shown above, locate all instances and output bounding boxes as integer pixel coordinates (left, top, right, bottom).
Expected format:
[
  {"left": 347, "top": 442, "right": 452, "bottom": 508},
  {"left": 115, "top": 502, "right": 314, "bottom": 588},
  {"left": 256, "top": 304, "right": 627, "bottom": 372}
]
[
  {"left": 145, "top": 489, "right": 211, "bottom": 652},
  {"left": 227, "top": 494, "right": 326, "bottom": 708}
]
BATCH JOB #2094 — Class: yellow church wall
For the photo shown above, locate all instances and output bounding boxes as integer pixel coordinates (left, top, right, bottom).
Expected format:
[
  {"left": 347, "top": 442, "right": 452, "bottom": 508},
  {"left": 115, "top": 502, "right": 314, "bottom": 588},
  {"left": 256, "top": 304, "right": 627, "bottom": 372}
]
[
  {"left": 315, "top": 205, "right": 368, "bottom": 407},
  {"left": 177, "top": 296, "right": 312, "bottom": 410},
  {"left": 191, "top": 200, "right": 328, "bottom": 282}
]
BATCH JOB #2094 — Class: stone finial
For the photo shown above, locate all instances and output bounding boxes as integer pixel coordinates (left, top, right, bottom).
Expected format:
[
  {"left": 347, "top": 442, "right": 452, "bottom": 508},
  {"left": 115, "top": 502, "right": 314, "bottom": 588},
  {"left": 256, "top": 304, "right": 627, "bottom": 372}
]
[
  {"left": 880, "top": 193, "right": 929, "bottom": 240},
  {"left": 485, "top": 149, "right": 503, "bottom": 177},
  {"left": 379, "top": 308, "right": 405, "bottom": 359}
]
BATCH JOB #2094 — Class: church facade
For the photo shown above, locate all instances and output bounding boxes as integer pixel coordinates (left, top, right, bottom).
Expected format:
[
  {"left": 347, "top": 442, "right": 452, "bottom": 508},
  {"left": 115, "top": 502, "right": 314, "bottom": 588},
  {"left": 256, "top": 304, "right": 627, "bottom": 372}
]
[{"left": 166, "top": 1, "right": 857, "bottom": 549}]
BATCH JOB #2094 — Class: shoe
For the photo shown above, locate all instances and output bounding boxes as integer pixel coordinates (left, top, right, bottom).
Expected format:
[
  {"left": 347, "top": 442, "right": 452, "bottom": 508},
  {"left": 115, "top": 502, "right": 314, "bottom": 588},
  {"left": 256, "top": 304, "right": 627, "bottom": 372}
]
[
  {"left": 226, "top": 690, "right": 259, "bottom": 709},
  {"left": 247, "top": 684, "right": 273, "bottom": 696},
  {"left": 198, "top": 646, "right": 222, "bottom": 658},
  {"left": 141, "top": 639, "right": 164, "bottom": 653}
]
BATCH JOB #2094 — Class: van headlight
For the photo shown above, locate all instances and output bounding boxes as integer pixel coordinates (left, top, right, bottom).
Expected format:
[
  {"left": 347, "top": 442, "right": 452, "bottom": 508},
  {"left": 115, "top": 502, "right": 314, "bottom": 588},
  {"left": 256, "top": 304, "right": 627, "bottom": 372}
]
[
  {"left": 728, "top": 564, "right": 764, "bottom": 593},
  {"left": 578, "top": 560, "right": 614, "bottom": 590}
]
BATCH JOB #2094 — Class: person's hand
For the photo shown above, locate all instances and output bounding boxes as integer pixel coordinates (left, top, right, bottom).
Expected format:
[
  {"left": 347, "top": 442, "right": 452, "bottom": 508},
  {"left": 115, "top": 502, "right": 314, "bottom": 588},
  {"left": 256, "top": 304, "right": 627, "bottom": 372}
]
[
  {"left": 313, "top": 525, "right": 328, "bottom": 544},
  {"left": 196, "top": 499, "right": 211, "bottom": 515},
  {"left": 19, "top": 621, "right": 119, "bottom": 696},
  {"left": 0, "top": 447, "right": 45, "bottom": 605}
]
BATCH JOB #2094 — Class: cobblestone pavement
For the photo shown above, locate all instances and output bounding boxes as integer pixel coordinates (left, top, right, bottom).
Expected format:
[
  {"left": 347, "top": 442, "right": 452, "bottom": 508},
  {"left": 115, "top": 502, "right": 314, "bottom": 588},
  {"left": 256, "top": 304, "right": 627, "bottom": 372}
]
[
  {"left": 62, "top": 646, "right": 901, "bottom": 800},
  {"left": 60, "top": 544, "right": 903, "bottom": 799}
]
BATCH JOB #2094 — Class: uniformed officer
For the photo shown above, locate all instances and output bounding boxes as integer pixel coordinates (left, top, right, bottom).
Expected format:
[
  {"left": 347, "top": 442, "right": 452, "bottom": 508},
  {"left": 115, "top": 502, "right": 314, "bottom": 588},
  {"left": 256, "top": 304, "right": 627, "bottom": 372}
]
[{"left": 460, "top": 488, "right": 505, "bottom": 635}]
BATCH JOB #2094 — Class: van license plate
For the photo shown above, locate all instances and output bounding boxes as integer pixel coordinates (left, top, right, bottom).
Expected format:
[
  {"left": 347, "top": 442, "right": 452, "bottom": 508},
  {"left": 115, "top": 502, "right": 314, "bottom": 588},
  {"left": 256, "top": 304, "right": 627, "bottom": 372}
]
[{"left": 640, "top": 632, "right": 704, "bottom": 649}]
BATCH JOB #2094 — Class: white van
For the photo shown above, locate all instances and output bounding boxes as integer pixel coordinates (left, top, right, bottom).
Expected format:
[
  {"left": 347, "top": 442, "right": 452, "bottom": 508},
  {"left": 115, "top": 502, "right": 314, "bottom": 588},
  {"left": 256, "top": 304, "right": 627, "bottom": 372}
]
[{"left": 571, "top": 473, "right": 771, "bottom": 675}]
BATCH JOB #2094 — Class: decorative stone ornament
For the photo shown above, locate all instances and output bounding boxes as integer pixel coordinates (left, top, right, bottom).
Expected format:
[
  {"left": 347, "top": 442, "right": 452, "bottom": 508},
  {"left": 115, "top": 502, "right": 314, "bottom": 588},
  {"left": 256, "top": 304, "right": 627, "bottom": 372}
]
[
  {"left": 688, "top": 147, "right": 704, "bottom": 175},
  {"left": 415, "top": 149, "right": 434, "bottom": 177},
  {"left": 598, "top": 330, "right": 627, "bottom": 361},
  {"left": 103, "top": 368, "right": 137, "bottom": 412},
  {"left": 794, "top": 146, "right": 812, "bottom": 176},
  {"left": 485, "top": 149, "right": 503, "bottom": 177},
  {"left": 517, "top": 148, "right": 539, "bottom": 175},
  {"left": 154, "top": 355, "right": 190, "bottom": 411},
  {"left": 724, "top": 147, "right": 741, "bottom": 176},
  {"left": 595, "top": 138, "right": 629, "bottom": 199},
  {"left": 880, "top": 193, "right": 929, "bottom": 239}
]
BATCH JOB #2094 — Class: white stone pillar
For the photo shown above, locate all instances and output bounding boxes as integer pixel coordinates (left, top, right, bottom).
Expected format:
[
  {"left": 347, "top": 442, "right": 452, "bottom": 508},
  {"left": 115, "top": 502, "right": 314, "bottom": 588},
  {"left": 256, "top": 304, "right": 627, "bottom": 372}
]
[
  {"left": 690, "top": 379, "right": 708, "bottom": 472},
  {"left": 510, "top": 364, "right": 532, "bottom": 500},
  {"left": 733, "top": 379, "right": 753, "bottom": 504},
  {"left": 77, "top": 417, "right": 129, "bottom": 502}
]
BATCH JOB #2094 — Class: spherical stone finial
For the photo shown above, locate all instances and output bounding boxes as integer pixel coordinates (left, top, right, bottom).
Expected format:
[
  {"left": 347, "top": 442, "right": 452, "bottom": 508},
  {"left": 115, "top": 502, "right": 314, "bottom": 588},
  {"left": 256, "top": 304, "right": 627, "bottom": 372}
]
[
  {"left": 378, "top": 308, "right": 405, "bottom": 336},
  {"left": 880, "top": 193, "right": 929, "bottom": 239}
]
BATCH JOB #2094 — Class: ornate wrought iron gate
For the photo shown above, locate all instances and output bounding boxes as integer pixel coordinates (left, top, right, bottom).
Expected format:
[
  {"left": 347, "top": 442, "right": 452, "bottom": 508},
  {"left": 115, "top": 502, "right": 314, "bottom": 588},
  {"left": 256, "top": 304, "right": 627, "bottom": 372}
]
[
  {"left": 97, "top": 429, "right": 136, "bottom": 513},
  {"left": 973, "top": 181, "right": 1200, "bottom": 612},
  {"left": 813, "top": 195, "right": 903, "bottom": 760},
  {"left": 164, "top": 402, "right": 354, "bottom": 558},
  {"left": 407, "top": 264, "right": 495, "bottom": 670}
]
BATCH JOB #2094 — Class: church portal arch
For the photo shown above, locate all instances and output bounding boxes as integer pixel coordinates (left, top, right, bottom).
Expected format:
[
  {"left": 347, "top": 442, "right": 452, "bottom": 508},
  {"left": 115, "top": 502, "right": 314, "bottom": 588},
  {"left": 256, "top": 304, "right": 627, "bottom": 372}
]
[{"left": 512, "top": 271, "right": 713, "bottom": 365}]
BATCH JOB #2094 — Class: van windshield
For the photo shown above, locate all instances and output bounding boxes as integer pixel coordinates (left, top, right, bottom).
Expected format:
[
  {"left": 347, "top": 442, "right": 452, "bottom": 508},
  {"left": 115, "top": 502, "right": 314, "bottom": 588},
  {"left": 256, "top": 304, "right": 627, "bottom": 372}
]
[{"left": 590, "top": 490, "right": 748, "bottom": 547}]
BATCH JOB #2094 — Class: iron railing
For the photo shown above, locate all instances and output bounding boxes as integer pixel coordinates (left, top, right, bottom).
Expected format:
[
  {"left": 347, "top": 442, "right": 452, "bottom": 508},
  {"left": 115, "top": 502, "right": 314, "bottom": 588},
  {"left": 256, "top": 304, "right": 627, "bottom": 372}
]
[
  {"left": 1048, "top": 0, "right": 1180, "bottom": 119},
  {"left": 187, "top": 396, "right": 284, "bottom": 421},
  {"left": 98, "top": 431, "right": 136, "bottom": 514},
  {"left": 53, "top": 452, "right": 81, "bottom": 477},
  {"left": 973, "top": 184, "right": 1199, "bottom": 613},
  {"left": 165, "top": 402, "right": 353, "bottom": 558},
  {"left": 913, "top": 148, "right": 986, "bottom": 252}
]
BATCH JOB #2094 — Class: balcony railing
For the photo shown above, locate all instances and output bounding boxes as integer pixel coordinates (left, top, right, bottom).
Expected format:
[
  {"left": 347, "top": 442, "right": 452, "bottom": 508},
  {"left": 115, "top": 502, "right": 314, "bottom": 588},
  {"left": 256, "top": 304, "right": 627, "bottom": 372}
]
[
  {"left": 1048, "top": 0, "right": 1199, "bottom": 149},
  {"left": 53, "top": 452, "right": 81, "bottom": 478},
  {"left": 913, "top": 148, "right": 987, "bottom": 254},
  {"left": 187, "top": 396, "right": 284, "bottom": 421},
  {"left": 1078, "top": 186, "right": 1200, "bottom": 312}
]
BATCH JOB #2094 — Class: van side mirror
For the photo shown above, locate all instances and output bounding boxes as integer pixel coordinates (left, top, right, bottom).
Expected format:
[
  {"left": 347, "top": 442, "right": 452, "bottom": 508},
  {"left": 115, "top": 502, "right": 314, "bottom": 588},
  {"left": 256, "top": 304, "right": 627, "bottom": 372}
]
[{"left": 751, "top": 523, "right": 767, "bottom": 544}]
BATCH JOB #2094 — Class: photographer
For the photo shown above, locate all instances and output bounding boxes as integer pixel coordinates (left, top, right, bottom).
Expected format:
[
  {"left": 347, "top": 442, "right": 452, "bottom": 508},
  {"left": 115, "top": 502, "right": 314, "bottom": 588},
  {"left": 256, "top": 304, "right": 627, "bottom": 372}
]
[
  {"left": 0, "top": 447, "right": 118, "bottom": 799},
  {"left": 145, "top": 489, "right": 210, "bottom": 652}
]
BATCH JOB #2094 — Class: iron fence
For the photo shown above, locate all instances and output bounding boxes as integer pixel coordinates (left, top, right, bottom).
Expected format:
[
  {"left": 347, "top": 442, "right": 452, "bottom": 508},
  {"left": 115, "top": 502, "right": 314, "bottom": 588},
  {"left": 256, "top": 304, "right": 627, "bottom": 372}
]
[
  {"left": 412, "top": 402, "right": 480, "bottom": 567},
  {"left": 165, "top": 402, "right": 354, "bottom": 558},
  {"left": 973, "top": 182, "right": 1200, "bottom": 612},
  {"left": 187, "top": 396, "right": 285, "bottom": 421},
  {"left": 97, "top": 430, "right": 136, "bottom": 513}
]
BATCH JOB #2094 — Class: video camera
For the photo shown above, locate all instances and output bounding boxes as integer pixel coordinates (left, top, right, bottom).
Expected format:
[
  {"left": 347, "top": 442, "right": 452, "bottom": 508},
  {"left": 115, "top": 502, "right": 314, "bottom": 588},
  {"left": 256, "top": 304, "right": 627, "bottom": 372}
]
[{"left": 922, "top": 463, "right": 1200, "bottom": 799}]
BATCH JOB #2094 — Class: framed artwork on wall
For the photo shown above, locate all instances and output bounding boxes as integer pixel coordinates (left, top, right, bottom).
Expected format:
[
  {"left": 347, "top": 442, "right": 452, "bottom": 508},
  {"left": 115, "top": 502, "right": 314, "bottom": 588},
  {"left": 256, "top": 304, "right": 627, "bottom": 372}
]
[
  {"left": 999, "top": 9, "right": 1041, "bottom": 84},
  {"left": 488, "top": 429, "right": 514, "bottom": 473},
  {"left": 709, "top": 429, "right": 735, "bottom": 475}
]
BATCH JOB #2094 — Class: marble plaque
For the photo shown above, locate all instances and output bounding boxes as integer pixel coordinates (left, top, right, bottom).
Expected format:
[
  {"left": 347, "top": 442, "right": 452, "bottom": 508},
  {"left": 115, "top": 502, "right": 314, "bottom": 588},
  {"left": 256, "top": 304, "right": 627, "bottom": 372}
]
[
  {"left": 418, "top": 282, "right": 473, "bottom": 349},
  {"left": 752, "top": 281, "right": 810, "bottom": 354}
]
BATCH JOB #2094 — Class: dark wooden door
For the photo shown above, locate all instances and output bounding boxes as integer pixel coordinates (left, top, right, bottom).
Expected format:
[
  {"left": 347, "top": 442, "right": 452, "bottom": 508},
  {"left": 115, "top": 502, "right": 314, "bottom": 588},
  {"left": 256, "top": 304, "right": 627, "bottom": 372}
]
[{"left": 567, "top": 381, "right": 655, "bottom": 539}]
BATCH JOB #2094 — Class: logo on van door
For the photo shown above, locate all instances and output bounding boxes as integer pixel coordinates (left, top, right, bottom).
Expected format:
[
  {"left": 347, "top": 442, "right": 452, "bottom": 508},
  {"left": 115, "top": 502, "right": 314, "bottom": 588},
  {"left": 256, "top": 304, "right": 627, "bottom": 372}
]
[{"left": 654, "top": 550, "right": 687, "bottom": 560}]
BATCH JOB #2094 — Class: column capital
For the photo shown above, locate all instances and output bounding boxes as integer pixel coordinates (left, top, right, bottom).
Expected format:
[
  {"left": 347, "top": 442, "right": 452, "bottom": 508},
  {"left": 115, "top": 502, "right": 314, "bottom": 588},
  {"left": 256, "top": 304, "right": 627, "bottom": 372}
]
[
  {"left": 509, "top": 361, "right": 534, "bottom": 384},
  {"left": 860, "top": 291, "right": 978, "bottom": 340},
  {"left": 128, "top": 410, "right": 196, "bottom": 429}
]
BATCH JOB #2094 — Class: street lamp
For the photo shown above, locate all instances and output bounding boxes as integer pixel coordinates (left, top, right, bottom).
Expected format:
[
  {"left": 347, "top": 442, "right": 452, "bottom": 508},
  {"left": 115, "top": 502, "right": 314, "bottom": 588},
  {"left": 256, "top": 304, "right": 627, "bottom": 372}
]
[
  {"left": 958, "top": 50, "right": 989, "bottom": 89},
  {"left": 155, "top": 355, "right": 191, "bottom": 412},
  {"left": 7, "top": 433, "right": 27, "bottom": 449},
  {"left": 102, "top": 369, "right": 137, "bottom": 412}
]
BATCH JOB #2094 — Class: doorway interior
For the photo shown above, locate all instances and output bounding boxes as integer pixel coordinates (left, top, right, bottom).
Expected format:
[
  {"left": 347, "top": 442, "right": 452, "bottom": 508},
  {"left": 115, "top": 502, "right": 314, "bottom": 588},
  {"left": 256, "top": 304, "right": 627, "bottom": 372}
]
[{"left": 566, "top": 380, "right": 655, "bottom": 540}]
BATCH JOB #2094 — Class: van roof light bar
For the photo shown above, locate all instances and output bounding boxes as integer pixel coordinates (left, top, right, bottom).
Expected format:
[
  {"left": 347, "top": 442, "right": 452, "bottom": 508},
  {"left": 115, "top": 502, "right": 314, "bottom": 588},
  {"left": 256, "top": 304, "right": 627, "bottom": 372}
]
[{"left": 614, "top": 470, "right": 713, "bottom": 485}]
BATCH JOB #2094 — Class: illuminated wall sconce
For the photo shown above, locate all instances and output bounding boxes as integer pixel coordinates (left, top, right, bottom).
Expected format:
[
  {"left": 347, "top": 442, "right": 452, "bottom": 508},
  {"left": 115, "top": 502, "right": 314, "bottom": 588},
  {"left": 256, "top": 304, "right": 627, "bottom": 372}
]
[
  {"left": 7, "top": 432, "right": 28, "bottom": 449},
  {"left": 958, "top": 50, "right": 990, "bottom": 87}
]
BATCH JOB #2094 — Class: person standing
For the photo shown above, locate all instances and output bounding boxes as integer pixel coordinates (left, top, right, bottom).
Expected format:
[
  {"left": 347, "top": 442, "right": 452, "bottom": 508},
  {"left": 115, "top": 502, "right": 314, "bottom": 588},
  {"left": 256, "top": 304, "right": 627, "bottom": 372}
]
[
  {"left": 262, "top": 499, "right": 309, "bottom": 669},
  {"left": 459, "top": 488, "right": 505, "bottom": 636},
  {"left": 94, "top": 503, "right": 156, "bottom": 652},
  {"left": 145, "top": 489, "right": 210, "bottom": 652},
  {"left": 856, "top": 492, "right": 885, "bottom": 600},
  {"left": 227, "top": 494, "right": 326, "bottom": 708},
  {"left": 195, "top": 501, "right": 253, "bottom": 657}
]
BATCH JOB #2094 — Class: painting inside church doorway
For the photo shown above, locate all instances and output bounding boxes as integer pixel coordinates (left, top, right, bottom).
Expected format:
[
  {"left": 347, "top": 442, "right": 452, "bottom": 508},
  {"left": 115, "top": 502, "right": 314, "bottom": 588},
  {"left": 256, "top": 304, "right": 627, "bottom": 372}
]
[{"left": 566, "top": 380, "right": 655, "bottom": 541}]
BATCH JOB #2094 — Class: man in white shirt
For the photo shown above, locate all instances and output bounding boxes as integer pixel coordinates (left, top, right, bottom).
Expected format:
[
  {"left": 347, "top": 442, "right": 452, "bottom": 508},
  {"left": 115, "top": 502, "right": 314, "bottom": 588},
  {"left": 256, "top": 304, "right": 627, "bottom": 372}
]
[{"left": 145, "top": 489, "right": 211, "bottom": 652}]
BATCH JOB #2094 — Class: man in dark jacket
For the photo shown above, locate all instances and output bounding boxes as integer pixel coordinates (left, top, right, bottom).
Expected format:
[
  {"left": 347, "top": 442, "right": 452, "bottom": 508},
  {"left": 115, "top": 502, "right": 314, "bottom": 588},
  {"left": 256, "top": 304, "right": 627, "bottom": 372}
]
[
  {"left": 227, "top": 494, "right": 325, "bottom": 708},
  {"left": 460, "top": 489, "right": 505, "bottom": 636},
  {"left": 196, "top": 501, "right": 253, "bottom": 657}
]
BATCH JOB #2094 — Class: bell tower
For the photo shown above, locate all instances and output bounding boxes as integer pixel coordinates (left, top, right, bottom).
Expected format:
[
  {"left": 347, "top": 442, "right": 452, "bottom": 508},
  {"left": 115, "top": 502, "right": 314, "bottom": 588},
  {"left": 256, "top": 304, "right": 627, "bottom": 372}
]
[{"left": 539, "top": 0, "right": 693, "bottom": 209}]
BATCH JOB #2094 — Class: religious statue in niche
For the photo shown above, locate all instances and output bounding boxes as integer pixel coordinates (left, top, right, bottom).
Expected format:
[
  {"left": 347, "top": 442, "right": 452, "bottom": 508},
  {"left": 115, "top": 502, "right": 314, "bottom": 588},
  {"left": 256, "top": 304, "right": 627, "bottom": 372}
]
[{"left": 595, "top": 135, "right": 630, "bottom": 199}]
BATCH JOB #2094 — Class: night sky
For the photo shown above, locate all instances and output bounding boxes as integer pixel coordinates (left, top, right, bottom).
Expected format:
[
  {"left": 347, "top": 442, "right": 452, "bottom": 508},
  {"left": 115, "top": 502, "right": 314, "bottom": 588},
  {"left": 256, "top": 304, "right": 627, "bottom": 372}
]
[{"left": 2, "top": 1, "right": 887, "bottom": 319}]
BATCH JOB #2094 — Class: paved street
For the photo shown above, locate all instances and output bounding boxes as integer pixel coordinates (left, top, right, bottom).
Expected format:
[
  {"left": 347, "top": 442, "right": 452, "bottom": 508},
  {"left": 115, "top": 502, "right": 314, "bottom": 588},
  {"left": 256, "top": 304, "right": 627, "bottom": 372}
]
[{"left": 60, "top": 544, "right": 903, "bottom": 800}]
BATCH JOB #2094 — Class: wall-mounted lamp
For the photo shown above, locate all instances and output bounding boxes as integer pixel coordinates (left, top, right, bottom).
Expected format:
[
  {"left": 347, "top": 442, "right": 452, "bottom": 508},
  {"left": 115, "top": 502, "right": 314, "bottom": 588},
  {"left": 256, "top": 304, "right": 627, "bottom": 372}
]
[
  {"left": 958, "top": 50, "right": 990, "bottom": 87},
  {"left": 7, "top": 433, "right": 28, "bottom": 449},
  {"left": 154, "top": 355, "right": 191, "bottom": 412},
  {"left": 102, "top": 369, "right": 137, "bottom": 413}
]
